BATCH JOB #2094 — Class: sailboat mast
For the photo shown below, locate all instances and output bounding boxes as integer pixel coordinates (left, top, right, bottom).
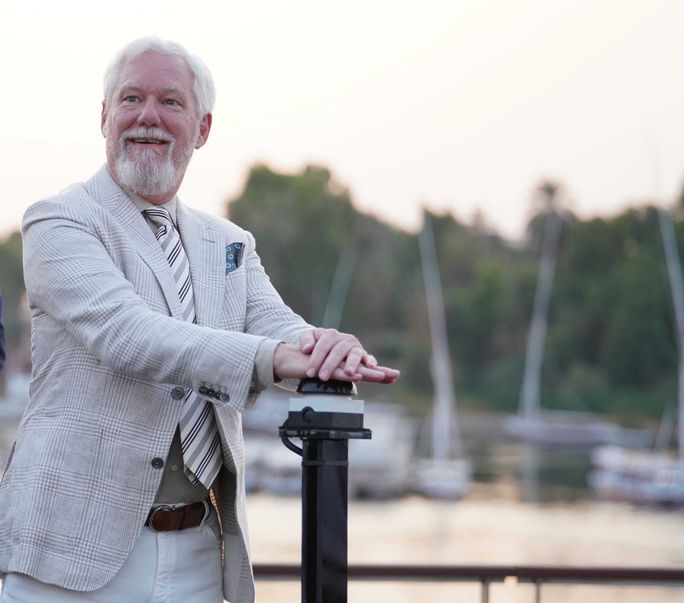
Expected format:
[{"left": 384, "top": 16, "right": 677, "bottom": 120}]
[
  {"left": 418, "top": 215, "right": 462, "bottom": 460},
  {"left": 656, "top": 209, "right": 684, "bottom": 463},
  {"left": 321, "top": 246, "right": 357, "bottom": 329},
  {"left": 519, "top": 210, "right": 562, "bottom": 422}
]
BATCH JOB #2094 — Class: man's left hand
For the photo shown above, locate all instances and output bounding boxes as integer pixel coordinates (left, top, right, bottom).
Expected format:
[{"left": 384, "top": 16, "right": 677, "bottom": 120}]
[{"left": 299, "top": 328, "right": 400, "bottom": 384}]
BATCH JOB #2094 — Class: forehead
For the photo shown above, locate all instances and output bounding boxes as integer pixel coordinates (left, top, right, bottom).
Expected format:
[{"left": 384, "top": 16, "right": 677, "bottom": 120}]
[{"left": 116, "top": 51, "right": 195, "bottom": 96}]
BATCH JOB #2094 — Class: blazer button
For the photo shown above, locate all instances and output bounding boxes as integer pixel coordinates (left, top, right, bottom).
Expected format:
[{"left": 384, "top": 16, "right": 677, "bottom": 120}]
[
  {"left": 151, "top": 457, "right": 164, "bottom": 469},
  {"left": 198, "top": 386, "right": 209, "bottom": 395},
  {"left": 171, "top": 387, "right": 185, "bottom": 400},
  {"left": 221, "top": 393, "right": 230, "bottom": 402}
]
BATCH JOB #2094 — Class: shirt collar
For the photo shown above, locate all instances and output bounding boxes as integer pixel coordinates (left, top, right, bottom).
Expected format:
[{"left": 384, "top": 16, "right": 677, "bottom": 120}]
[{"left": 123, "top": 186, "right": 179, "bottom": 226}]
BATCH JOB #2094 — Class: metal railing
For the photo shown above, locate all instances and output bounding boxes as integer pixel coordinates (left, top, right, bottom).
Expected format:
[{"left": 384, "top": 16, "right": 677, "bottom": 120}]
[{"left": 253, "top": 563, "right": 684, "bottom": 603}]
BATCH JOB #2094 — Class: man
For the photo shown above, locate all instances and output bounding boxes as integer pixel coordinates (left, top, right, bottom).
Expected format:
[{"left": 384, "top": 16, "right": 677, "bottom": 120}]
[{"left": 0, "top": 37, "right": 398, "bottom": 603}]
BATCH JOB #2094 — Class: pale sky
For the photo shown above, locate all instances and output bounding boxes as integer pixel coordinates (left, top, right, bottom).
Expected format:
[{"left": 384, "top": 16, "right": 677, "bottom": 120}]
[{"left": 1, "top": 0, "right": 684, "bottom": 241}]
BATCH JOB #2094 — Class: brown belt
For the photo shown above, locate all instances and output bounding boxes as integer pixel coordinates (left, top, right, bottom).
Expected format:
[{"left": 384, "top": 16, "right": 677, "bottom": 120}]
[{"left": 145, "top": 500, "right": 210, "bottom": 532}]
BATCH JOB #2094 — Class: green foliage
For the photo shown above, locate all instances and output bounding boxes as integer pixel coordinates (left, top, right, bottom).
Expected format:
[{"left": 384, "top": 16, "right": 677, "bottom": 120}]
[
  {"left": 0, "top": 163, "right": 680, "bottom": 424},
  {"left": 228, "top": 165, "right": 357, "bottom": 323},
  {"left": 227, "top": 165, "right": 684, "bottom": 421}
]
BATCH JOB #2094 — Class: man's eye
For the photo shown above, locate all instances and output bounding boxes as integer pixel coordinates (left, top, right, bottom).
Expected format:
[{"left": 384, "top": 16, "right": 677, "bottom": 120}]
[
  {"left": 122, "top": 96, "right": 140, "bottom": 103},
  {"left": 164, "top": 98, "right": 181, "bottom": 106}
]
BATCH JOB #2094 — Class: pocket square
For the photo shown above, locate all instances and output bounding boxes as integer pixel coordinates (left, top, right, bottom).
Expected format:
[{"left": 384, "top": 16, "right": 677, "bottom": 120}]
[{"left": 226, "top": 242, "right": 245, "bottom": 274}]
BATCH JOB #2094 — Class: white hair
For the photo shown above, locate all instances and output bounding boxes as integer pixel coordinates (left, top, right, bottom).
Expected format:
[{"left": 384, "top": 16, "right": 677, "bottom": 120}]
[{"left": 103, "top": 37, "right": 215, "bottom": 117}]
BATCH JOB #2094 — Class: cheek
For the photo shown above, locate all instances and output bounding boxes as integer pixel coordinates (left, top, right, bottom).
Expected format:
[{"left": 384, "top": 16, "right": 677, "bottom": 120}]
[{"left": 108, "top": 110, "right": 138, "bottom": 136}]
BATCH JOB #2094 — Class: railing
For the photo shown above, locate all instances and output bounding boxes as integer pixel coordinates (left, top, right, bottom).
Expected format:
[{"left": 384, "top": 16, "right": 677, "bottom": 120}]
[{"left": 253, "top": 563, "right": 684, "bottom": 603}]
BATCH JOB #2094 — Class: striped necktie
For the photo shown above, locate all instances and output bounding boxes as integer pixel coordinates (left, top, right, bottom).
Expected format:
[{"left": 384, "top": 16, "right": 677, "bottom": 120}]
[{"left": 143, "top": 207, "right": 222, "bottom": 489}]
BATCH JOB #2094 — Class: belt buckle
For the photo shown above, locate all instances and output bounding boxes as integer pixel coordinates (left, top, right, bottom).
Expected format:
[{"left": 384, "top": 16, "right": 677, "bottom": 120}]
[
  {"left": 147, "top": 500, "right": 210, "bottom": 532},
  {"left": 148, "top": 504, "right": 174, "bottom": 532}
]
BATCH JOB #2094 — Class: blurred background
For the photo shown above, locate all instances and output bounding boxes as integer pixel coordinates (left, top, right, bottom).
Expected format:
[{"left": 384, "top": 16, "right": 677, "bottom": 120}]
[{"left": 2, "top": 1, "right": 684, "bottom": 601}]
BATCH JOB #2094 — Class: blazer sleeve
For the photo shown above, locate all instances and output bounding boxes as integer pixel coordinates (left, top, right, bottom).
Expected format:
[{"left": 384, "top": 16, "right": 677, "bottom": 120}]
[{"left": 22, "top": 196, "right": 268, "bottom": 411}]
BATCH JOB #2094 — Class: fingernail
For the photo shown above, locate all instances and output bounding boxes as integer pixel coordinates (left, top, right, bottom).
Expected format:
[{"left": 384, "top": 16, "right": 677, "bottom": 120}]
[
  {"left": 306, "top": 368, "right": 315, "bottom": 377},
  {"left": 320, "top": 370, "right": 329, "bottom": 380}
]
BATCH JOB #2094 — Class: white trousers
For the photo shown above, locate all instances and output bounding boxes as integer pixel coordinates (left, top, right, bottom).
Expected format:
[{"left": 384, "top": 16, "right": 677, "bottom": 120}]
[{"left": 0, "top": 507, "right": 224, "bottom": 603}]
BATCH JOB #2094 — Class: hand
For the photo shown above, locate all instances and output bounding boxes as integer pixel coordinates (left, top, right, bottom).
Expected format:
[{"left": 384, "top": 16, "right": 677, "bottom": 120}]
[
  {"left": 273, "top": 342, "right": 400, "bottom": 384},
  {"left": 297, "top": 328, "right": 400, "bottom": 384}
]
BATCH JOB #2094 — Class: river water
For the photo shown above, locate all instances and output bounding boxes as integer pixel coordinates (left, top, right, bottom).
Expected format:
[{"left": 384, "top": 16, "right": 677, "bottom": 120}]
[
  {"left": 248, "top": 489, "right": 684, "bottom": 602},
  {"left": 1, "top": 416, "right": 683, "bottom": 602},
  {"left": 248, "top": 434, "right": 684, "bottom": 603}
]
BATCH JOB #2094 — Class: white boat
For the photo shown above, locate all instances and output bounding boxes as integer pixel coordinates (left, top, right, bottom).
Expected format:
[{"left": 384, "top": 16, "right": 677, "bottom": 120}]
[
  {"left": 348, "top": 402, "right": 414, "bottom": 498},
  {"left": 505, "top": 411, "right": 625, "bottom": 446},
  {"left": 590, "top": 209, "right": 684, "bottom": 505},
  {"left": 411, "top": 214, "right": 471, "bottom": 500},
  {"left": 589, "top": 446, "right": 684, "bottom": 505},
  {"left": 505, "top": 186, "right": 628, "bottom": 447}
]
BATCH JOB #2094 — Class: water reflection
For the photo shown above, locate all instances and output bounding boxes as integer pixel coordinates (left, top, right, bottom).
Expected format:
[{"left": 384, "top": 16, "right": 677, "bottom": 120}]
[{"left": 465, "top": 438, "right": 597, "bottom": 503}]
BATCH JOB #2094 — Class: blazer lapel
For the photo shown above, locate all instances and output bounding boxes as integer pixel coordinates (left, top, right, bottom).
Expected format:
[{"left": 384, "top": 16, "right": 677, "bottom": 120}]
[
  {"left": 87, "top": 166, "right": 184, "bottom": 319},
  {"left": 176, "top": 202, "right": 224, "bottom": 328}
]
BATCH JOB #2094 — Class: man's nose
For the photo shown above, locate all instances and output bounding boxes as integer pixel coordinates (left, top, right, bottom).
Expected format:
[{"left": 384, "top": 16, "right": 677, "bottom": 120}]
[{"left": 136, "top": 98, "right": 161, "bottom": 126}]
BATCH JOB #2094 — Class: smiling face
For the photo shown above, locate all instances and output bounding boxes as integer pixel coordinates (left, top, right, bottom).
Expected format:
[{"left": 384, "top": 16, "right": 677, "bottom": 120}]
[{"left": 102, "top": 51, "right": 212, "bottom": 204}]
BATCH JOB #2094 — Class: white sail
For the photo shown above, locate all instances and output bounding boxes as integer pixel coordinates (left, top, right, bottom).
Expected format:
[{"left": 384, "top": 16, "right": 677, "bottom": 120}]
[
  {"left": 418, "top": 214, "right": 462, "bottom": 460},
  {"left": 506, "top": 186, "right": 628, "bottom": 446},
  {"left": 656, "top": 209, "right": 684, "bottom": 464},
  {"left": 413, "top": 213, "right": 470, "bottom": 499},
  {"left": 589, "top": 208, "right": 684, "bottom": 505},
  {"left": 519, "top": 210, "right": 562, "bottom": 422}
]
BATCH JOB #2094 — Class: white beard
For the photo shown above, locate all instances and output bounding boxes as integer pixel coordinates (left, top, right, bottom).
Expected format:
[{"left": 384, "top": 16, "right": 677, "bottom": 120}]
[{"left": 109, "top": 126, "right": 196, "bottom": 197}]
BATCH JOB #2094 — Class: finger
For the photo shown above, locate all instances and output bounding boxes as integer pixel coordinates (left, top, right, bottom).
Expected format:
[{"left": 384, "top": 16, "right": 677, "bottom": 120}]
[
  {"left": 299, "top": 328, "right": 319, "bottom": 354},
  {"left": 364, "top": 354, "right": 378, "bottom": 368},
  {"left": 306, "top": 331, "right": 359, "bottom": 378},
  {"left": 343, "top": 346, "right": 365, "bottom": 376},
  {"left": 326, "top": 364, "right": 400, "bottom": 383},
  {"left": 356, "top": 365, "right": 401, "bottom": 384},
  {"left": 318, "top": 340, "right": 361, "bottom": 380},
  {"left": 305, "top": 332, "right": 338, "bottom": 377},
  {"left": 329, "top": 367, "right": 363, "bottom": 382}
]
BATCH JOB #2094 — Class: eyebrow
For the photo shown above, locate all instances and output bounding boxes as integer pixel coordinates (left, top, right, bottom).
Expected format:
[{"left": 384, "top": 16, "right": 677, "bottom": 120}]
[{"left": 118, "top": 83, "right": 188, "bottom": 97}]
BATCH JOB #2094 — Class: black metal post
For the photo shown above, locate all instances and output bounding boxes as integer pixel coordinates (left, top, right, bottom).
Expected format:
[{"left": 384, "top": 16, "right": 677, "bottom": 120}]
[
  {"left": 301, "top": 438, "right": 349, "bottom": 602},
  {"left": 279, "top": 379, "right": 371, "bottom": 603}
]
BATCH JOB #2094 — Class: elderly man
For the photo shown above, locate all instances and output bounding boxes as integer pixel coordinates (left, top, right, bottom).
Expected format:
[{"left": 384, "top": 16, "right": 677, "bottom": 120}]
[{"left": 0, "top": 38, "right": 398, "bottom": 603}]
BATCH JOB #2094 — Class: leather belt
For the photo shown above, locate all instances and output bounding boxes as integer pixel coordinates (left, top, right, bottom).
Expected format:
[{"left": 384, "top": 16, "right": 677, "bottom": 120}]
[{"left": 145, "top": 500, "right": 210, "bottom": 532}]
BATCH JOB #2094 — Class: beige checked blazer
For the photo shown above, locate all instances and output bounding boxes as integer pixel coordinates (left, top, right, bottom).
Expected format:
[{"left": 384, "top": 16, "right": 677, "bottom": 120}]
[{"left": 0, "top": 166, "right": 310, "bottom": 602}]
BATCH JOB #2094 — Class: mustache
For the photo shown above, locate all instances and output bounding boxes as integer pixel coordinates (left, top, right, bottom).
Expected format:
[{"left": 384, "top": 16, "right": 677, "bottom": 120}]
[{"left": 120, "top": 127, "right": 174, "bottom": 144}]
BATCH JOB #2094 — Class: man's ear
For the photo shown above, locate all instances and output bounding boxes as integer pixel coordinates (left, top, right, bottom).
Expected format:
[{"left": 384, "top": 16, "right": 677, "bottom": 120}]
[
  {"left": 195, "top": 113, "right": 212, "bottom": 149},
  {"left": 100, "top": 101, "right": 108, "bottom": 137}
]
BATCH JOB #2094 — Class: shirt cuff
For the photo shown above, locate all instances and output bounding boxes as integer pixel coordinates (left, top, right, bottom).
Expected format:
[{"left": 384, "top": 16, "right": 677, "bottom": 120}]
[{"left": 252, "top": 338, "right": 283, "bottom": 392}]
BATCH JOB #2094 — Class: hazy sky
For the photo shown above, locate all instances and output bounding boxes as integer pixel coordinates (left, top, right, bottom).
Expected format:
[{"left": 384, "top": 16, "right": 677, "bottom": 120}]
[{"left": 2, "top": 0, "right": 683, "bottom": 240}]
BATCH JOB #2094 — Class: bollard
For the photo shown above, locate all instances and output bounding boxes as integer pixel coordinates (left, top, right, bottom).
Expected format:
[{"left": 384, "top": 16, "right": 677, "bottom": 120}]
[{"left": 279, "top": 378, "right": 372, "bottom": 603}]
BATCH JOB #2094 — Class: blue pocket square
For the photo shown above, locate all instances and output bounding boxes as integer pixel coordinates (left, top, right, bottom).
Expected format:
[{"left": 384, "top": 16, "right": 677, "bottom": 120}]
[{"left": 226, "top": 242, "right": 245, "bottom": 274}]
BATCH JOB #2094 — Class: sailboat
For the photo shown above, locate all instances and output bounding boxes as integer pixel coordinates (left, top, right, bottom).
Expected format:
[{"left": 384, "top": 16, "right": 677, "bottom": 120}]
[
  {"left": 589, "top": 208, "right": 684, "bottom": 505},
  {"left": 411, "top": 213, "right": 471, "bottom": 499},
  {"left": 504, "top": 188, "right": 628, "bottom": 446}
]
